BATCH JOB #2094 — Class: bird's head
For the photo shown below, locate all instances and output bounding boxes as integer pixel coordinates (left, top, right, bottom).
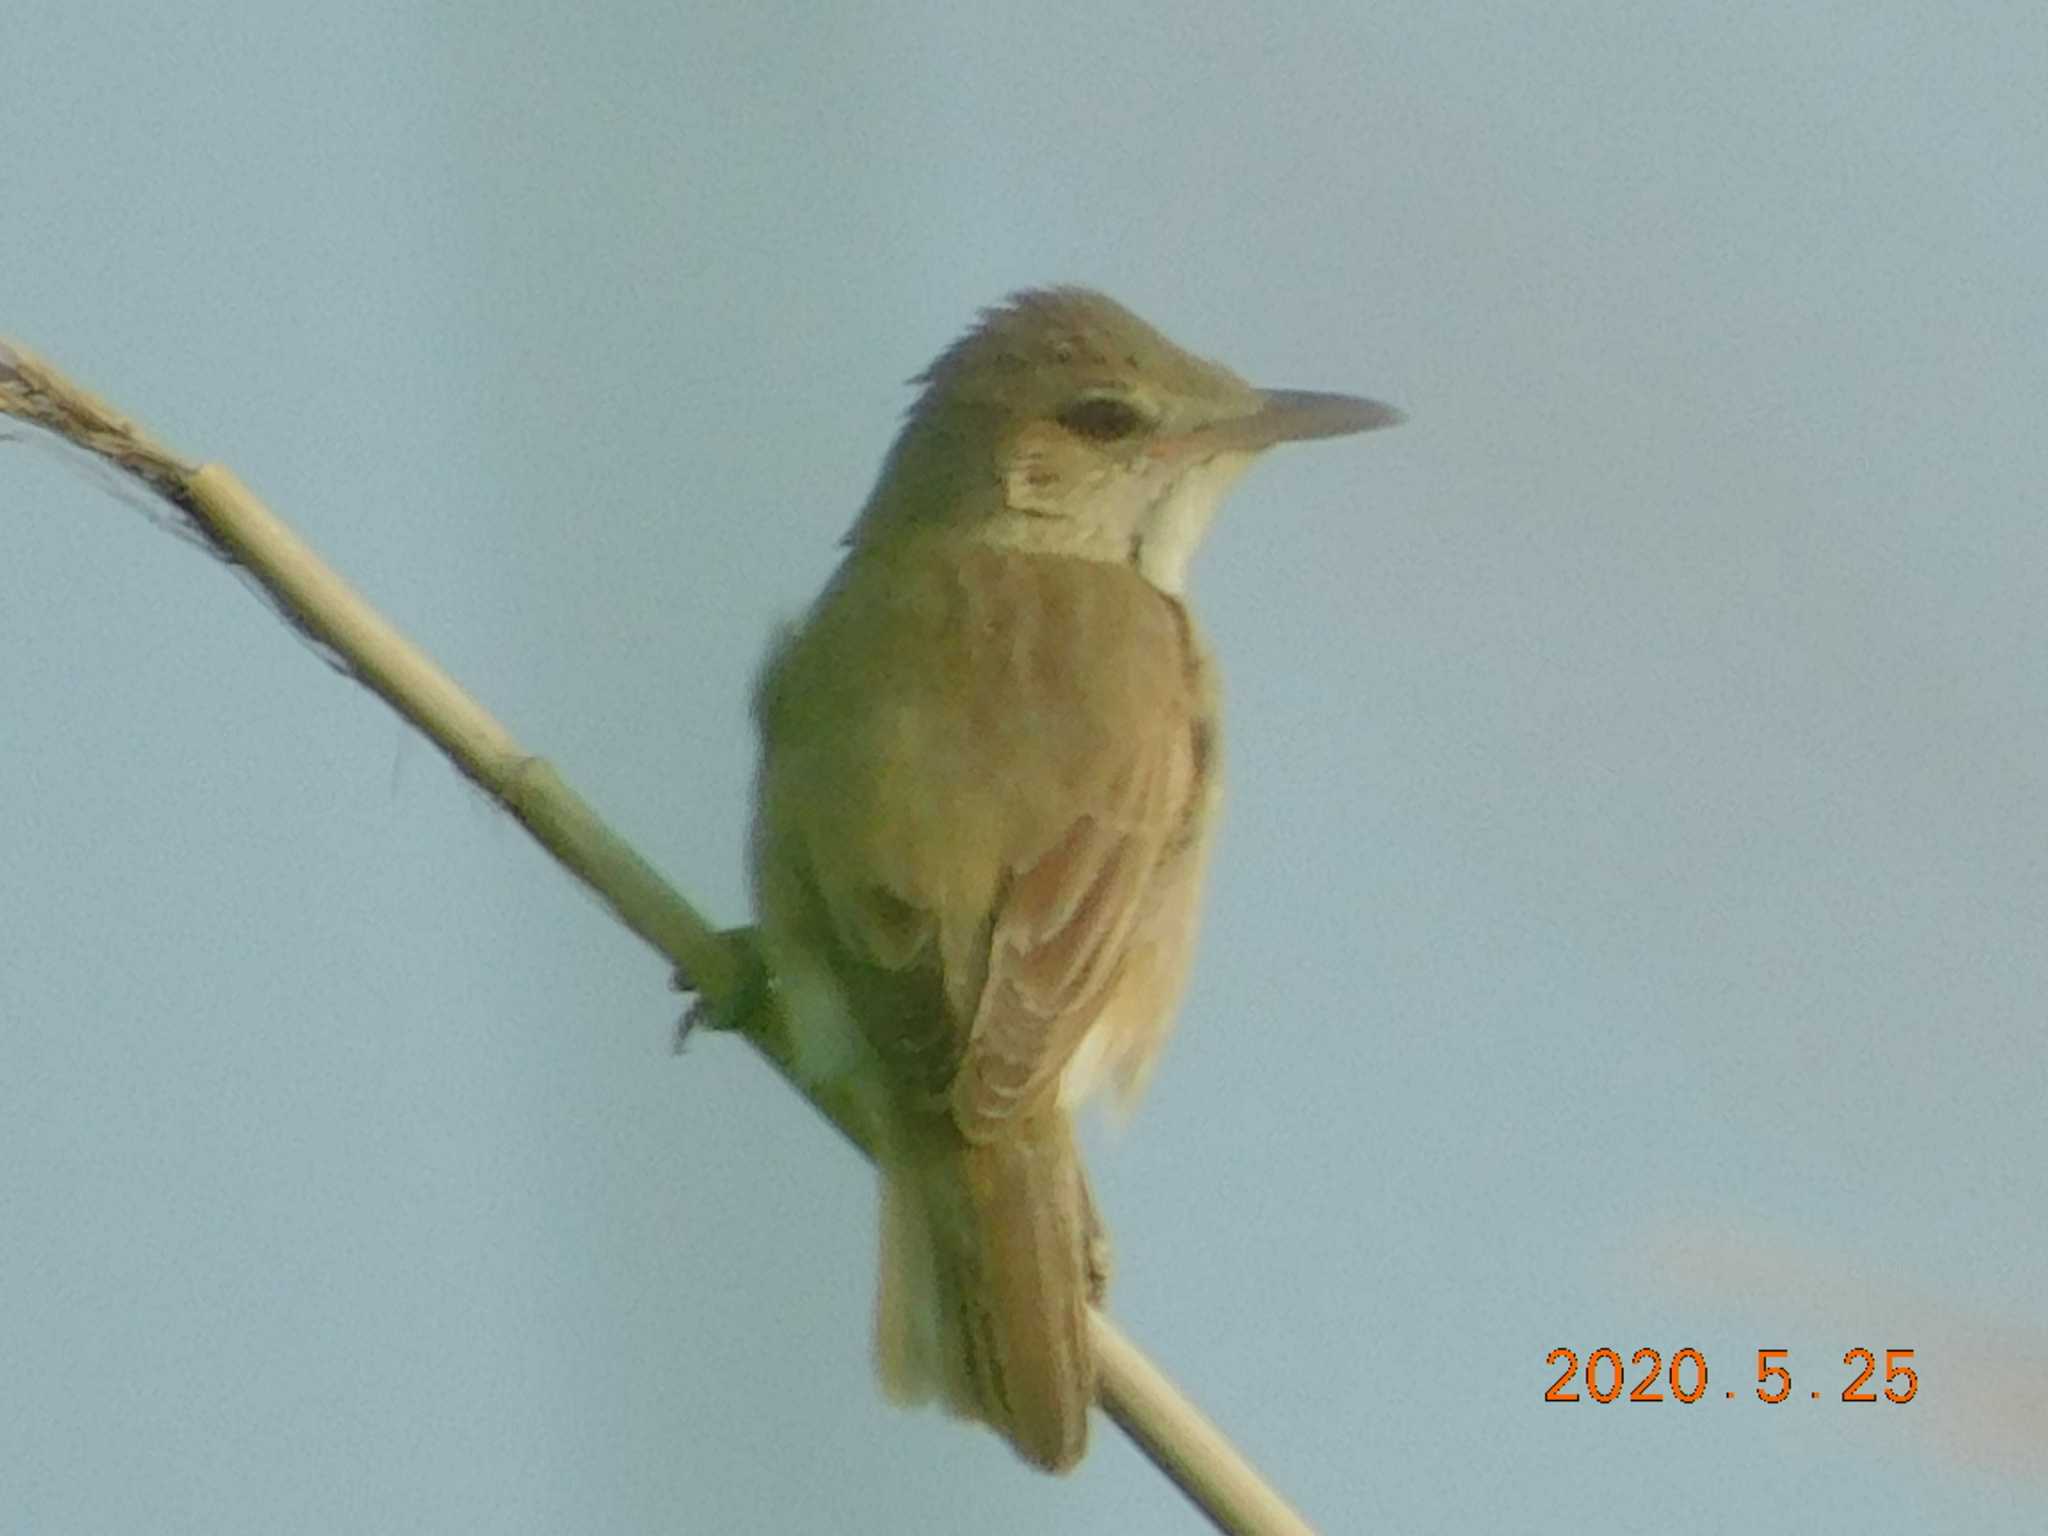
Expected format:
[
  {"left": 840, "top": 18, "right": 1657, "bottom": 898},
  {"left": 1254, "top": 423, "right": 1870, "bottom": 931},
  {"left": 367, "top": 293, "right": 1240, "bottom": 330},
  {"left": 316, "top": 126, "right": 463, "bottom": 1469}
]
[{"left": 852, "top": 287, "right": 1401, "bottom": 592}]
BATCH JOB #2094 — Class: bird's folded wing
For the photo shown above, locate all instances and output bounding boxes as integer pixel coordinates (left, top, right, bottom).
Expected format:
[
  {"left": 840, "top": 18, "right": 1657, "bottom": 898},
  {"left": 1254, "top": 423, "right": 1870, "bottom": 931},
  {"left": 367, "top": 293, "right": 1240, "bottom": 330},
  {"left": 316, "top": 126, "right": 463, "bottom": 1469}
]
[{"left": 947, "top": 716, "right": 1196, "bottom": 1139}]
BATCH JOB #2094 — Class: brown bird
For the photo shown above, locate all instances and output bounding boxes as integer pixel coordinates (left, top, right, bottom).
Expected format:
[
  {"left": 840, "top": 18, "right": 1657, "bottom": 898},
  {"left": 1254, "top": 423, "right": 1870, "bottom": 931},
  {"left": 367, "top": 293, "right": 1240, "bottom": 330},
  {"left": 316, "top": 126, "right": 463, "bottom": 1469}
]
[{"left": 749, "top": 287, "right": 1400, "bottom": 1470}]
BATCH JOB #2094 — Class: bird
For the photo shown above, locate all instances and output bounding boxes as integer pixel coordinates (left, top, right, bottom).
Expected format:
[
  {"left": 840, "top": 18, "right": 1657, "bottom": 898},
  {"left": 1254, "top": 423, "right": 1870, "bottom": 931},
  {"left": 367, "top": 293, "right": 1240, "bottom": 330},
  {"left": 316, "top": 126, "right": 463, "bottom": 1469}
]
[{"left": 747, "top": 286, "right": 1401, "bottom": 1471}]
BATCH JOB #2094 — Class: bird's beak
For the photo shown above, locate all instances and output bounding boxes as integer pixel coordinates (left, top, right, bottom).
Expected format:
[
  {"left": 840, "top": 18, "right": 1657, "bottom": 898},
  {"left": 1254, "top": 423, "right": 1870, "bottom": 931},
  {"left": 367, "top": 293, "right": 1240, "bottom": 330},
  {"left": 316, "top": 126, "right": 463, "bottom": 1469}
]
[{"left": 1204, "top": 389, "right": 1405, "bottom": 453}]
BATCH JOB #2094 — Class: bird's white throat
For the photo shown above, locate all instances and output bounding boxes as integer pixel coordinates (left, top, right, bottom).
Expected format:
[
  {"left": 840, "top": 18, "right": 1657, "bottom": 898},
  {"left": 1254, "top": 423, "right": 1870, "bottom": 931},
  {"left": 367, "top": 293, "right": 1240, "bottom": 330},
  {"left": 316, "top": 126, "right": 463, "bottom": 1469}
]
[{"left": 1134, "top": 450, "right": 1253, "bottom": 594}]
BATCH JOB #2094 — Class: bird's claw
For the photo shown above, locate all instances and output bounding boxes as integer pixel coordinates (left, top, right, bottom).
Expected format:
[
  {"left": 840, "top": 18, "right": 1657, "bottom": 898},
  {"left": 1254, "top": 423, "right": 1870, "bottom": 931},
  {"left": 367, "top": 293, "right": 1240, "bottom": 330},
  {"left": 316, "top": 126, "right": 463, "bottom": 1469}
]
[{"left": 672, "top": 931, "right": 770, "bottom": 1053}]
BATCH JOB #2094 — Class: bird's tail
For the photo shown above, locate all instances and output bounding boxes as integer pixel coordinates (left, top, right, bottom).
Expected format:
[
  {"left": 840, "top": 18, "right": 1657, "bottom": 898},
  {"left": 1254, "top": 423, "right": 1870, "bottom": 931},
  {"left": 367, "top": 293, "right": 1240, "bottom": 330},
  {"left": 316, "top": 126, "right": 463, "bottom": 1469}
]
[{"left": 874, "top": 1110, "right": 1097, "bottom": 1471}]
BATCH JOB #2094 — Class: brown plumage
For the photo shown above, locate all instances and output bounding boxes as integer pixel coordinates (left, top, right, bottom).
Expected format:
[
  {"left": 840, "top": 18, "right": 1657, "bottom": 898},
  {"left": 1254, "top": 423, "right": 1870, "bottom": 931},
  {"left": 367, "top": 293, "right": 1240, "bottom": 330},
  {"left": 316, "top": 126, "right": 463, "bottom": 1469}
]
[{"left": 748, "top": 288, "right": 1399, "bottom": 1470}]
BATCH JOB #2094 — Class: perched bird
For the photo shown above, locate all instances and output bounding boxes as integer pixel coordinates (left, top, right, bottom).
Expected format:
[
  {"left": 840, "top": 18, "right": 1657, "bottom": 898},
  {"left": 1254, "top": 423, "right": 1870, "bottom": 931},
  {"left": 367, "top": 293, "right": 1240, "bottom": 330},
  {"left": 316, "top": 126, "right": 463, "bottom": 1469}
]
[{"left": 749, "top": 287, "right": 1400, "bottom": 1470}]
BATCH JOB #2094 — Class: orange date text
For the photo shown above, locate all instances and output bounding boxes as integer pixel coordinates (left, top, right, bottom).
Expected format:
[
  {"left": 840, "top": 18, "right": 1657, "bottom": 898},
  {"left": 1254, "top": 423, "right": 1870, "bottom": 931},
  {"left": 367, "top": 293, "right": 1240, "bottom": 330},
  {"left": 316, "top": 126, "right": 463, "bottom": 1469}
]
[{"left": 1544, "top": 1347, "right": 1917, "bottom": 1405}]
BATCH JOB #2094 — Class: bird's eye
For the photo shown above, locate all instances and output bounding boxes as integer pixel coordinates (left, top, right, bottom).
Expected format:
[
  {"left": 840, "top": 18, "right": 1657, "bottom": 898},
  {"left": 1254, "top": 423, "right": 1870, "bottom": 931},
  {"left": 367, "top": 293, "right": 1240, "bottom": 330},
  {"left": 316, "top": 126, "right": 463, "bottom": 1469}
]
[{"left": 1056, "top": 395, "right": 1147, "bottom": 442}]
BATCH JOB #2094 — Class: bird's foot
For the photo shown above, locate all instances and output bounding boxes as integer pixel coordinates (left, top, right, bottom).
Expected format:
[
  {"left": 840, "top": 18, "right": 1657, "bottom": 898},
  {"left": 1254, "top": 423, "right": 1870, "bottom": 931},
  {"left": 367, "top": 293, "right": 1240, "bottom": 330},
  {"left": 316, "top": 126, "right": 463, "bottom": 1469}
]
[{"left": 672, "top": 930, "right": 770, "bottom": 1052}]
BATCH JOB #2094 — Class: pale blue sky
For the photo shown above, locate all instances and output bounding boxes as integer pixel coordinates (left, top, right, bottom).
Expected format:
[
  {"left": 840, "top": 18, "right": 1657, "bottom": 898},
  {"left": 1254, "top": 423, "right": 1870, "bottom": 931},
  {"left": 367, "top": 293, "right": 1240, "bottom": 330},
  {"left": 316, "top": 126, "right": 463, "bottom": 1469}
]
[{"left": 4, "top": 5, "right": 2044, "bottom": 1532}]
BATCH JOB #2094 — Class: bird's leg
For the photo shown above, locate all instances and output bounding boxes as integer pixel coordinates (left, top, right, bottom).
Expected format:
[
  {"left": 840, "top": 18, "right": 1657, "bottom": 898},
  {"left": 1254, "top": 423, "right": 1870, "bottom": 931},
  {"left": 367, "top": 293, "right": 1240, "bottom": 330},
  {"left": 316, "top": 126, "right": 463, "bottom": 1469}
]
[
  {"left": 1075, "top": 1157, "right": 1113, "bottom": 1305},
  {"left": 672, "top": 928, "right": 771, "bottom": 1051}
]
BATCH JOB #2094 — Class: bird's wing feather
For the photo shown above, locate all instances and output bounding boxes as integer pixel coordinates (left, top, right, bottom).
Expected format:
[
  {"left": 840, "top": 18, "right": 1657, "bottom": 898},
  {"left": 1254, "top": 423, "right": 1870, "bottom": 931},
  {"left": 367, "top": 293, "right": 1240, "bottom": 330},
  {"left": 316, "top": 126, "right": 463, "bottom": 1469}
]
[{"left": 947, "top": 688, "right": 1199, "bottom": 1137}]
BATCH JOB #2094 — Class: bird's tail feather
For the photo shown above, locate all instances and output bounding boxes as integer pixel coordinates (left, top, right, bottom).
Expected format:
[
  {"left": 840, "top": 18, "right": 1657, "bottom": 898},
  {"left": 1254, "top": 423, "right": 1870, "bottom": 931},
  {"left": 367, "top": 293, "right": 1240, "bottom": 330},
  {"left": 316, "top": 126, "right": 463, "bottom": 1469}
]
[{"left": 875, "top": 1113, "right": 1095, "bottom": 1472}]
